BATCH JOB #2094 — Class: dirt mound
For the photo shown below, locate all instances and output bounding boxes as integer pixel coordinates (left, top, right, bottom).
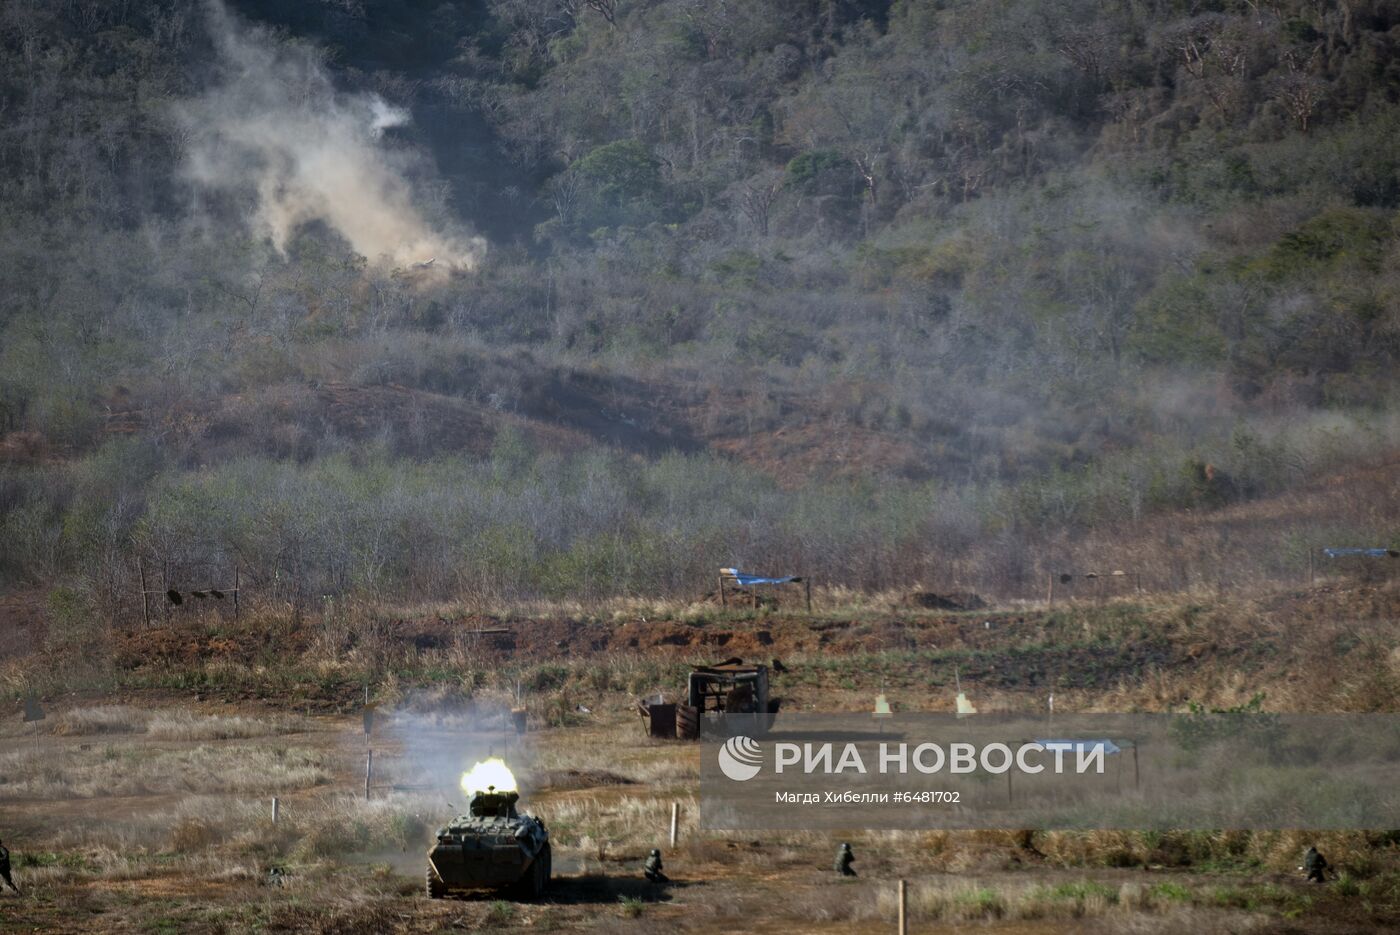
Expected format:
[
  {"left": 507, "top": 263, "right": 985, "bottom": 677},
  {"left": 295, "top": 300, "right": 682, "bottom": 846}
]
[
  {"left": 604, "top": 620, "right": 780, "bottom": 657},
  {"left": 113, "top": 620, "right": 316, "bottom": 668},
  {"left": 901, "top": 591, "right": 988, "bottom": 611},
  {"left": 534, "top": 768, "right": 637, "bottom": 791},
  {"left": 85, "top": 584, "right": 1400, "bottom": 705},
  {"left": 702, "top": 586, "right": 784, "bottom": 609}
]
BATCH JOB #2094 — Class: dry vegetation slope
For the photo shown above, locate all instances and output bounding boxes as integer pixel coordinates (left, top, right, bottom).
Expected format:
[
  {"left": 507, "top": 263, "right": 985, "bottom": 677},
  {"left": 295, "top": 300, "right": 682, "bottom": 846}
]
[{"left": 82, "top": 359, "right": 926, "bottom": 484}]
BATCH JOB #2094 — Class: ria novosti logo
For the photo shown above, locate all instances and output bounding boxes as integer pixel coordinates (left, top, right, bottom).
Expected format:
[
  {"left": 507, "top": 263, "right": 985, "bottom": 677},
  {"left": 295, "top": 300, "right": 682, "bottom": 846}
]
[
  {"left": 717, "top": 735, "right": 763, "bottom": 781},
  {"left": 715, "top": 736, "right": 1117, "bottom": 782}
]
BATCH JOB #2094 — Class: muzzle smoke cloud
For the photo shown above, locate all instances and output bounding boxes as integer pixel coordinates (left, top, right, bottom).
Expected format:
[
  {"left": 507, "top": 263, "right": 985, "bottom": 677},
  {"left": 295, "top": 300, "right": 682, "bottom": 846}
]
[{"left": 176, "top": 1, "right": 485, "bottom": 274}]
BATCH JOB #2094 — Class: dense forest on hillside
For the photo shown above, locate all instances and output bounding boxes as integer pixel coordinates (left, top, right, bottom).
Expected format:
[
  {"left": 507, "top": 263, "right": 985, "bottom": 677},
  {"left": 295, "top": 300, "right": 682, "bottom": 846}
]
[{"left": 1, "top": 0, "right": 1398, "bottom": 617}]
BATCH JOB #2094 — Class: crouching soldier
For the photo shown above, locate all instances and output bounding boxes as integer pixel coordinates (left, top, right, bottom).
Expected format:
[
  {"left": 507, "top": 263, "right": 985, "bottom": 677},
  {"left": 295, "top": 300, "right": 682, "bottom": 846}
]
[
  {"left": 1303, "top": 845, "right": 1328, "bottom": 884},
  {"left": 0, "top": 838, "right": 19, "bottom": 894},
  {"left": 644, "top": 849, "right": 668, "bottom": 884},
  {"left": 835, "top": 842, "right": 856, "bottom": 877}
]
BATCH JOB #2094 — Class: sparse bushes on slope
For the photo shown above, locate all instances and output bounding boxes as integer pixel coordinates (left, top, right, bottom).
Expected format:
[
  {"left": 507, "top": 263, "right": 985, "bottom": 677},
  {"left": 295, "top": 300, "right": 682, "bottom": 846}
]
[{"left": 1, "top": 0, "right": 1398, "bottom": 614}]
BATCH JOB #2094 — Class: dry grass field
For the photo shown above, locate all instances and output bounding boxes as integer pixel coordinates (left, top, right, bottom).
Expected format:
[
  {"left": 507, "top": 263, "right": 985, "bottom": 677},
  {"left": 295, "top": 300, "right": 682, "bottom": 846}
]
[{"left": 3, "top": 582, "right": 1400, "bottom": 933}]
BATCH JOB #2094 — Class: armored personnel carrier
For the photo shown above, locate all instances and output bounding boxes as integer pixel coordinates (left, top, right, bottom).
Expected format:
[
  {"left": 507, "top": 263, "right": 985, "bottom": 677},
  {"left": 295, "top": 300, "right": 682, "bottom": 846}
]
[{"left": 426, "top": 787, "right": 551, "bottom": 899}]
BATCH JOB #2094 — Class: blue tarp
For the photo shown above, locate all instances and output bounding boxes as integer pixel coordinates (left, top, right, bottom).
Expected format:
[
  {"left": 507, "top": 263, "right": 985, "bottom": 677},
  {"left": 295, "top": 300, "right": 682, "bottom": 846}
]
[
  {"left": 1035, "top": 739, "right": 1122, "bottom": 756},
  {"left": 1323, "top": 548, "right": 1398, "bottom": 559},
  {"left": 722, "top": 568, "right": 800, "bottom": 586}
]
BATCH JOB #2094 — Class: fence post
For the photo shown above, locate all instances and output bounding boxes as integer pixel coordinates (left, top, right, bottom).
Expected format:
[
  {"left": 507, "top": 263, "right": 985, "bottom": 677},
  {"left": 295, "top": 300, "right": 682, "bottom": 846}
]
[
  {"left": 365, "top": 749, "right": 373, "bottom": 800},
  {"left": 805, "top": 577, "right": 812, "bottom": 614},
  {"left": 897, "top": 879, "right": 907, "bottom": 935},
  {"left": 138, "top": 556, "right": 150, "bottom": 628},
  {"left": 271, "top": 797, "right": 279, "bottom": 824},
  {"left": 669, "top": 801, "right": 679, "bottom": 847}
]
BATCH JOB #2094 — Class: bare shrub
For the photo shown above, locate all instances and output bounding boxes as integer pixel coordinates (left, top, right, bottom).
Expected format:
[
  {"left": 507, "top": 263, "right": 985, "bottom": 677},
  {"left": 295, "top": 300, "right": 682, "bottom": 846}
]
[{"left": 167, "top": 817, "right": 218, "bottom": 852}]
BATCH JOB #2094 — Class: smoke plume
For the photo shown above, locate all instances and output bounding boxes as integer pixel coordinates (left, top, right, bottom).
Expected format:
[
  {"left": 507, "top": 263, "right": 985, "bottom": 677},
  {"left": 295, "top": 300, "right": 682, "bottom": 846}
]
[{"left": 176, "top": 2, "right": 485, "bottom": 273}]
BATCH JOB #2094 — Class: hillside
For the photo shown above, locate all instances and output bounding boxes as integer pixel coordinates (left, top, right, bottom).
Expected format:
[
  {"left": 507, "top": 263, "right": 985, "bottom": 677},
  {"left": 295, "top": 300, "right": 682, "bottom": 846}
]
[{"left": 1, "top": 0, "right": 1398, "bottom": 613}]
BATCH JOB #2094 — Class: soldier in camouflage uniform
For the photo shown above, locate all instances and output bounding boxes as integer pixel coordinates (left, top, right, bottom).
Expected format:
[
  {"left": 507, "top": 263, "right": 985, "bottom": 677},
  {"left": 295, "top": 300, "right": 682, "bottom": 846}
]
[
  {"left": 1303, "top": 845, "right": 1328, "bottom": 884},
  {"left": 0, "top": 838, "right": 19, "bottom": 894},
  {"left": 644, "top": 848, "right": 668, "bottom": 884},
  {"left": 835, "top": 842, "right": 856, "bottom": 877}
]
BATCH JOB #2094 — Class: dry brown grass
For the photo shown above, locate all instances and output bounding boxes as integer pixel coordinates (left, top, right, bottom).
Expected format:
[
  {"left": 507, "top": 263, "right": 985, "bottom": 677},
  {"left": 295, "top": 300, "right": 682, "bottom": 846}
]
[
  {"left": 42, "top": 705, "right": 302, "bottom": 740},
  {"left": 147, "top": 711, "right": 299, "bottom": 740},
  {"left": 1, "top": 706, "right": 1396, "bottom": 933},
  {"left": 0, "top": 741, "right": 331, "bottom": 799},
  {"left": 3, "top": 575, "right": 1400, "bottom": 932},
  {"left": 50, "top": 705, "right": 149, "bottom": 735}
]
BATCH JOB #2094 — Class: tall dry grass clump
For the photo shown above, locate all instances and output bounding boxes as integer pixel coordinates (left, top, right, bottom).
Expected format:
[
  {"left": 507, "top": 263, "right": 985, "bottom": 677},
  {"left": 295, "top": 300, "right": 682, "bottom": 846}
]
[{"left": 46, "top": 705, "right": 302, "bottom": 740}]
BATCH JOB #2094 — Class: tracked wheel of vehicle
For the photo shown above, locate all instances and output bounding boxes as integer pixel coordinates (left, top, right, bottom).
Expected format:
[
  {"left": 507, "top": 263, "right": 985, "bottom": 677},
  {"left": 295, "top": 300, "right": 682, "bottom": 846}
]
[
  {"left": 426, "top": 865, "right": 447, "bottom": 899},
  {"left": 512, "top": 841, "right": 550, "bottom": 899}
]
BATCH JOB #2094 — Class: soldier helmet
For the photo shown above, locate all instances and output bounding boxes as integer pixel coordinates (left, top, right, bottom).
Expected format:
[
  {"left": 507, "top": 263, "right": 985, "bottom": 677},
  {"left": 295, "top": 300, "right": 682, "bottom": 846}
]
[
  {"left": 841, "top": 842, "right": 851, "bottom": 850},
  {"left": 650, "top": 849, "right": 661, "bottom": 857}
]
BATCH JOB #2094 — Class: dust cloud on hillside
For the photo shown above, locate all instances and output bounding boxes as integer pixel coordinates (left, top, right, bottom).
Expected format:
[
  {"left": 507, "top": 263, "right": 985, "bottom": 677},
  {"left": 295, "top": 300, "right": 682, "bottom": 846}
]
[{"left": 174, "top": 0, "right": 486, "bottom": 275}]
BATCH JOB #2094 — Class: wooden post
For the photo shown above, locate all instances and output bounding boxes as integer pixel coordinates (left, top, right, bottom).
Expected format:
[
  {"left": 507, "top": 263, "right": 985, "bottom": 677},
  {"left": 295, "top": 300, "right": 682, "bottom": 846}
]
[
  {"left": 365, "top": 749, "right": 373, "bottom": 800},
  {"left": 233, "top": 565, "right": 240, "bottom": 620},
  {"left": 669, "top": 801, "right": 679, "bottom": 847},
  {"left": 897, "top": 879, "right": 907, "bottom": 935},
  {"left": 1046, "top": 573, "right": 1054, "bottom": 608},
  {"left": 1308, "top": 548, "right": 1315, "bottom": 587},
  {"left": 271, "top": 797, "right": 280, "bottom": 824},
  {"left": 805, "top": 577, "right": 812, "bottom": 614},
  {"left": 718, "top": 575, "right": 726, "bottom": 608},
  {"left": 138, "top": 556, "right": 150, "bottom": 628}
]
